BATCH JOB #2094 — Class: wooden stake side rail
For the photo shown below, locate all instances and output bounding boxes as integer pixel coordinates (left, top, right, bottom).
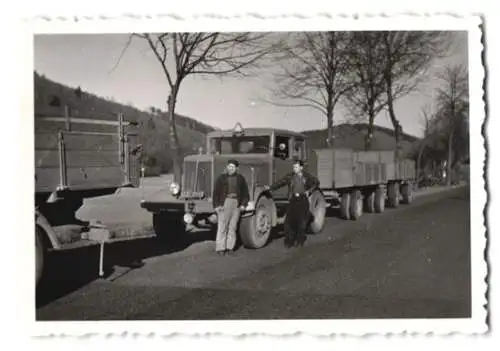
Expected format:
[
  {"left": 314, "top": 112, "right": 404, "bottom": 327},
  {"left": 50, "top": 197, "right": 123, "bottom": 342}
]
[{"left": 35, "top": 113, "right": 141, "bottom": 194}]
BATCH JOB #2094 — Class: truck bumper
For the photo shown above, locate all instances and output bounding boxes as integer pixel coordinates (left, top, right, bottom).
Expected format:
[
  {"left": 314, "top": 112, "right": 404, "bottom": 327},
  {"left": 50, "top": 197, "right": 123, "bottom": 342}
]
[{"left": 140, "top": 198, "right": 217, "bottom": 226}]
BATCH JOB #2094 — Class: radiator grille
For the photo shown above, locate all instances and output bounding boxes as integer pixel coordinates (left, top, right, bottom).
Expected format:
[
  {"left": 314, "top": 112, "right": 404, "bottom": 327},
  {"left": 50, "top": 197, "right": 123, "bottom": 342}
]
[{"left": 183, "top": 160, "right": 212, "bottom": 196}]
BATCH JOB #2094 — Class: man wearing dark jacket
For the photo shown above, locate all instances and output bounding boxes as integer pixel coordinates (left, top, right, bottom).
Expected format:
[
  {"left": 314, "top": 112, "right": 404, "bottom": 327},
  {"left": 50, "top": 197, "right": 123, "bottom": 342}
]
[
  {"left": 213, "top": 159, "right": 250, "bottom": 255},
  {"left": 266, "top": 159, "right": 319, "bottom": 248}
]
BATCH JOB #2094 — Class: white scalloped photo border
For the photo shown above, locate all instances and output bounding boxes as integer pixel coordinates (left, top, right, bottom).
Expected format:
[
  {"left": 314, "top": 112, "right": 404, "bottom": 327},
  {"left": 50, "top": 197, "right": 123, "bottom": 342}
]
[{"left": 19, "top": 13, "right": 487, "bottom": 337}]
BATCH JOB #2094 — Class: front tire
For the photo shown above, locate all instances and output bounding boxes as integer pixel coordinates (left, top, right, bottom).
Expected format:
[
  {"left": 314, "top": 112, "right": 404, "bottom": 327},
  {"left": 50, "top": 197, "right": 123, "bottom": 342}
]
[
  {"left": 307, "top": 190, "right": 327, "bottom": 234},
  {"left": 240, "top": 197, "right": 273, "bottom": 249}
]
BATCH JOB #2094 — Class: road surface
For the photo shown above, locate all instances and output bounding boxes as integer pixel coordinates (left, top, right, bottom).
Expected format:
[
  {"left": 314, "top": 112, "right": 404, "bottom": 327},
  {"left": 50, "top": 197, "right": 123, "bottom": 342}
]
[{"left": 36, "top": 186, "right": 470, "bottom": 320}]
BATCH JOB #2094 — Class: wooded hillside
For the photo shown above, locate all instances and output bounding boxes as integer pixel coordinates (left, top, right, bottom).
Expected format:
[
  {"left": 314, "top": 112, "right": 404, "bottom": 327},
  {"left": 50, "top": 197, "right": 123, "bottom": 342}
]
[{"left": 34, "top": 72, "right": 215, "bottom": 174}]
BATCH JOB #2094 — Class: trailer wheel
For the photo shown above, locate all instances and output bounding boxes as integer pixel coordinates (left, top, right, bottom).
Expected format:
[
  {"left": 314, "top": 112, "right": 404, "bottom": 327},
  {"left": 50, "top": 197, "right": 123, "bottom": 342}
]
[
  {"left": 307, "top": 190, "right": 327, "bottom": 234},
  {"left": 153, "top": 213, "right": 186, "bottom": 246},
  {"left": 401, "top": 183, "right": 413, "bottom": 204},
  {"left": 339, "top": 192, "right": 351, "bottom": 220},
  {"left": 374, "top": 187, "right": 385, "bottom": 213},
  {"left": 387, "top": 182, "right": 400, "bottom": 208},
  {"left": 364, "top": 190, "right": 376, "bottom": 213},
  {"left": 240, "top": 197, "right": 273, "bottom": 249},
  {"left": 349, "top": 189, "right": 363, "bottom": 220},
  {"left": 35, "top": 226, "right": 45, "bottom": 287}
]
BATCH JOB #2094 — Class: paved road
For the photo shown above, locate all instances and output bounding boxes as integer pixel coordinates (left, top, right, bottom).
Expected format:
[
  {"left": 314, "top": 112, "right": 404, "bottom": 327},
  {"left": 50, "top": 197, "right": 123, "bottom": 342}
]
[{"left": 36, "top": 186, "right": 470, "bottom": 320}]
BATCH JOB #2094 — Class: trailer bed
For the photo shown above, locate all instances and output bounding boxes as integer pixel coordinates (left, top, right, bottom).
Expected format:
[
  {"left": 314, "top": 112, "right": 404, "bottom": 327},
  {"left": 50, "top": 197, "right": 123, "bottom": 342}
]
[
  {"left": 35, "top": 112, "right": 140, "bottom": 195},
  {"left": 312, "top": 148, "right": 416, "bottom": 190}
]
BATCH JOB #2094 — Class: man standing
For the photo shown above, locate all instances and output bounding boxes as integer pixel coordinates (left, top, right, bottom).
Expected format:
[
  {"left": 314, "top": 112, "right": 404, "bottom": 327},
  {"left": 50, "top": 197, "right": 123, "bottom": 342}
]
[
  {"left": 213, "top": 159, "right": 250, "bottom": 255},
  {"left": 267, "top": 159, "right": 319, "bottom": 248}
]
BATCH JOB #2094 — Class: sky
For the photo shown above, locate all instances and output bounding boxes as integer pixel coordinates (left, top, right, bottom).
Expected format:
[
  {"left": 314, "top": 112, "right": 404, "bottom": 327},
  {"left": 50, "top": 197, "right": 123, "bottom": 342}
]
[{"left": 34, "top": 31, "right": 468, "bottom": 138}]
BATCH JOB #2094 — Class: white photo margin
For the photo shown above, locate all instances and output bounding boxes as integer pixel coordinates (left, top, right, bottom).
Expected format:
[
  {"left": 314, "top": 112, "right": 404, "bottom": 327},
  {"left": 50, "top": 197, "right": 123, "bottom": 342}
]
[{"left": 20, "top": 13, "right": 487, "bottom": 337}]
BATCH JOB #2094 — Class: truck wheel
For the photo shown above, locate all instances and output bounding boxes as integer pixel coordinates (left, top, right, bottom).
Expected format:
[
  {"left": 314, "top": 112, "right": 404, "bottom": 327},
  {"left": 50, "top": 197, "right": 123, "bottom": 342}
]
[
  {"left": 364, "top": 190, "right": 376, "bottom": 213},
  {"left": 374, "top": 187, "right": 385, "bottom": 213},
  {"left": 240, "top": 197, "right": 273, "bottom": 249},
  {"left": 339, "top": 192, "right": 351, "bottom": 220},
  {"left": 307, "top": 190, "right": 327, "bottom": 234},
  {"left": 35, "top": 226, "right": 45, "bottom": 287},
  {"left": 349, "top": 189, "right": 363, "bottom": 220},
  {"left": 153, "top": 213, "right": 186, "bottom": 246},
  {"left": 401, "top": 183, "right": 413, "bottom": 204},
  {"left": 387, "top": 182, "right": 400, "bottom": 208}
]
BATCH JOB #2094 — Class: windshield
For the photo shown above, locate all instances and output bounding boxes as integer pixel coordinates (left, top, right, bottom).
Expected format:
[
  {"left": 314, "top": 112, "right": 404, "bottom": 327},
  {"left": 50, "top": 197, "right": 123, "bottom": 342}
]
[{"left": 209, "top": 136, "right": 271, "bottom": 155}]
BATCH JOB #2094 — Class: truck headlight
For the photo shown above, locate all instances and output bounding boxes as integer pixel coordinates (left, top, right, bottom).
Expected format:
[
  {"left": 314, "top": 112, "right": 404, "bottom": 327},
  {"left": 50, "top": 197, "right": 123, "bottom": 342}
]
[
  {"left": 183, "top": 213, "right": 194, "bottom": 224},
  {"left": 169, "top": 182, "right": 181, "bottom": 196}
]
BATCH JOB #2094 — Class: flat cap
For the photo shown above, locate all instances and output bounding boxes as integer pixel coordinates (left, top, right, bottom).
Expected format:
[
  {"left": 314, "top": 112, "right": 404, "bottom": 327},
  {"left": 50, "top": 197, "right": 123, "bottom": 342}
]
[{"left": 227, "top": 159, "right": 239, "bottom": 167}]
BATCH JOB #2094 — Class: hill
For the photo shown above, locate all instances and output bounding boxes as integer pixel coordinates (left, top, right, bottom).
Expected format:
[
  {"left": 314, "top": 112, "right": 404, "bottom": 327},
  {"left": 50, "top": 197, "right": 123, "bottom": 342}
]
[
  {"left": 302, "top": 123, "right": 421, "bottom": 157},
  {"left": 34, "top": 72, "right": 216, "bottom": 173}
]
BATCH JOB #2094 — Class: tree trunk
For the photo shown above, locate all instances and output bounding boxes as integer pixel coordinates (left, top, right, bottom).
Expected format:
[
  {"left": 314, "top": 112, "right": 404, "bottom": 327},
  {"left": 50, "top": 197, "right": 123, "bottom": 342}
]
[
  {"left": 384, "top": 71, "right": 402, "bottom": 160},
  {"left": 167, "top": 88, "right": 182, "bottom": 184},
  {"left": 416, "top": 140, "right": 427, "bottom": 188},
  {"left": 326, "top": 98, "right": 334, "bottom": 148},
  {"left": 446, "top": 128, "right": 455, "bottom": 186},
  {"left": 365, "top": 112, "right": 375, "bottom": 151}
]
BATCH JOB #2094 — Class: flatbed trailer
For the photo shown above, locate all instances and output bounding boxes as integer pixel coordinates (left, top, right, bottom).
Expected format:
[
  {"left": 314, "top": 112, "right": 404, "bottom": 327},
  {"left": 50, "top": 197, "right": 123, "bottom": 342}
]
[
  {"left": 309, "top": 148, "right": 416, "bottom": 220},
  {"left": 35, "top": 106, "right": 142, "bottom": 286}
]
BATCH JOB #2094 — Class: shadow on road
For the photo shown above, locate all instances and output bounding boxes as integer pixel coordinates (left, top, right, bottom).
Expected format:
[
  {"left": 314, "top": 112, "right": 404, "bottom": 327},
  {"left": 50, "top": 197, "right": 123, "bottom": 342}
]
[{"left": 36, "top": 229, "right": 216, "bottom": 309}]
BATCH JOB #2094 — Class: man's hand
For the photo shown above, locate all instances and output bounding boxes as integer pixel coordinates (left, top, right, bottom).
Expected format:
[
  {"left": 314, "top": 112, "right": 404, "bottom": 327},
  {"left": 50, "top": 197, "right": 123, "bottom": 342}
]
[
  {"left": 263, "top": 185, "right": 271, "bottom": 190},
  {"left": 239, "top": 205, "right": 246, "bottom": 211},
  {"left": 215, "top": 206, "right": 223, "bottom": 212}
]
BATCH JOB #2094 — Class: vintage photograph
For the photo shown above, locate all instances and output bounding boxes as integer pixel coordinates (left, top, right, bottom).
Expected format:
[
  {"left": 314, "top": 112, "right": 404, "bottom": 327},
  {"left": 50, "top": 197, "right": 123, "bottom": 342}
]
[{"left": 30, "top": 16, "right": 485, "bottom": 335}]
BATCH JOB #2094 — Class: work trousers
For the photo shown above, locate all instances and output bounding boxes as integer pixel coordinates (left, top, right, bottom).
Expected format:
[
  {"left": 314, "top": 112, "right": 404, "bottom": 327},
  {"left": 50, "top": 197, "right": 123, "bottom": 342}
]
[
  {"left": 215, "top": 197, "right": 241, "bottom": 252},
  {"left": 284, "top": 194, "right": 310, "bottom": 247}
]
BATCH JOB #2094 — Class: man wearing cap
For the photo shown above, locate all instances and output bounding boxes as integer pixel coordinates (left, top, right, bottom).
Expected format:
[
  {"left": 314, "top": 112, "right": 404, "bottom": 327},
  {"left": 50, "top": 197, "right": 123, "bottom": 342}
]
[
  {"left": 266, "top": 159, "right": 319, "bottom": 248},
  {"left": 212, "top": 159, "right": 250, "bottom": 255}
]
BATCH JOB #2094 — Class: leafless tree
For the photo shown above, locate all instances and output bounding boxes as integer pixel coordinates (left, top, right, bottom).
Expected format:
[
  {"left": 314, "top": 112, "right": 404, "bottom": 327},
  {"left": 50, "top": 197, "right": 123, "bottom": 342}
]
[
  {"left": 133, "top": 32, "right": 273, "bottom": 182},
  {"left": 433, "top": 64, "right": 469, "bottom": 186},
  {"left": 343, "top": 32, "right": 388, "bottom": 151},
  {"left": 379, "top": 31, "right": 452, "bottom": 156},
  {"left": 266, "top": 32, "right": 353, "bottom": 147},
  {"left": 416, "top": 104, "right": 436, "bottom": 183}
]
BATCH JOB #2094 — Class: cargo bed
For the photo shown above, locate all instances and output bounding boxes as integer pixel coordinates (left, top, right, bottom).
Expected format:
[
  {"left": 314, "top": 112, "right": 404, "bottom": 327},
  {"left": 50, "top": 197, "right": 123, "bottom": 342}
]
[{"left": 311, "top": 148, "right": 416, "bottom": 190}]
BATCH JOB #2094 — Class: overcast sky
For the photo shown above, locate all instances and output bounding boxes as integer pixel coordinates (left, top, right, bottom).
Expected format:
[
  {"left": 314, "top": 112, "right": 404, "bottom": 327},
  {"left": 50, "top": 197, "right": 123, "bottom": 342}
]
[{"left": 34, "top": 31, "right": 468, "bottom": 137}]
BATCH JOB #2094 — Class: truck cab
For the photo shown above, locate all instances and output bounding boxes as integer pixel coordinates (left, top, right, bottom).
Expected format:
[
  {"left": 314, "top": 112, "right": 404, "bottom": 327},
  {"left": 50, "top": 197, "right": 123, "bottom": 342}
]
[{"left": 140, "top": 123, "right": 326, "bottom": 249}]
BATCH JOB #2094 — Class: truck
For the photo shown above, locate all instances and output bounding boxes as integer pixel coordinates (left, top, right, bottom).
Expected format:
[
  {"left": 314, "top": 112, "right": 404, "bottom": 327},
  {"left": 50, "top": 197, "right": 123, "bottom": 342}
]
[
  {"left": 35, "top": 106, "right": 142, "bottom": 286},
  {"left": 140, "top": 123, "right": 416, "bottom": 249}
]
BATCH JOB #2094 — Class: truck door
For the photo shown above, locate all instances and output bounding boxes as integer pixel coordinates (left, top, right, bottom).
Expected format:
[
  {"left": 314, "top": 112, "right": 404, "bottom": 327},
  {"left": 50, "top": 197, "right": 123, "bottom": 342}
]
[{"left": 272, "top": 135, "right": 293, "bottom": 200}]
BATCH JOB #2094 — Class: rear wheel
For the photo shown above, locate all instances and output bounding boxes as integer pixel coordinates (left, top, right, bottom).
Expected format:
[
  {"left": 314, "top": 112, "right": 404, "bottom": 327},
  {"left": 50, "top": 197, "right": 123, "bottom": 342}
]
[
  {"left": 364, "top": 190, "right": 376, "bottom": 213},
  {"left": 307, "top": 190, "right": 327, "bottom": 234},
  {"left": 374, "top": 186, "right": 385, "bottom": 213},
  {"left": 401, "top": 183, "right": 413, "bottom": 204},
  {"left": 339, "top": 192, "right": 351, "bottom": 220},
  {"left": 153, "top": 213, "right": 186, "bottom": 246},
  {"left": 240, "top": 197, "right": 273, "bottom": 249},
  {"left": 387, "top": 182, "right": 400, "bottom": 208},
  {"left": 349, "top": 189, "right": 363, "bottom": 220}
]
